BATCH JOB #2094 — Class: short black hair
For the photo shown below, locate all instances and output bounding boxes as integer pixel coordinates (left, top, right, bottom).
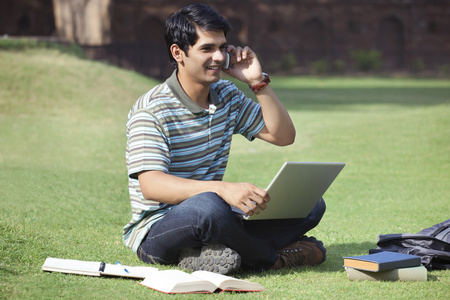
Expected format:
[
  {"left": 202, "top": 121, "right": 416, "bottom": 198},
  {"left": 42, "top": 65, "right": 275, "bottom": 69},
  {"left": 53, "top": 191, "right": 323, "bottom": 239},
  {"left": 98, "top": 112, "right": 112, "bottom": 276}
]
[{"left": 164, "top": 3, "right": 232, "bottom": 68}]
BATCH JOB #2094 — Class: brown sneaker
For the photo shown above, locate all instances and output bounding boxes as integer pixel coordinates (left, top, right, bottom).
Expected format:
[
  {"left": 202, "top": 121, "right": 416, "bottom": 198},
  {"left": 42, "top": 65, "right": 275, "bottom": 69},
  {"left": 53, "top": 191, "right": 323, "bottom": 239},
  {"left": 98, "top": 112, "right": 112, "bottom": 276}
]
[{"left": 273, "top": 236, "right": 326, "bottom": 269}]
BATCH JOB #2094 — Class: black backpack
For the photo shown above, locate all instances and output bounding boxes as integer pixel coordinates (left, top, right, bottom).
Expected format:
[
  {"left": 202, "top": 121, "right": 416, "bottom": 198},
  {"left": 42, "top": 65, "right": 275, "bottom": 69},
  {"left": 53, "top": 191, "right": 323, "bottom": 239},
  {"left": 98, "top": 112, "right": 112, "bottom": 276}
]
[{"left": 370, "top": 219, "right": 450, "bottom": 270}]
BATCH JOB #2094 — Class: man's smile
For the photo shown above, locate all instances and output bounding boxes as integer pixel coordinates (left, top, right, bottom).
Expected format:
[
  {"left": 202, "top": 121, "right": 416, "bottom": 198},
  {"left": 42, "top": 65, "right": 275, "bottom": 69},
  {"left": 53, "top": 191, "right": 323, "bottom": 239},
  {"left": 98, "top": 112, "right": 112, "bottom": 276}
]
[{"left": 206, "top": 65, "right": 221, "bottom": 70}]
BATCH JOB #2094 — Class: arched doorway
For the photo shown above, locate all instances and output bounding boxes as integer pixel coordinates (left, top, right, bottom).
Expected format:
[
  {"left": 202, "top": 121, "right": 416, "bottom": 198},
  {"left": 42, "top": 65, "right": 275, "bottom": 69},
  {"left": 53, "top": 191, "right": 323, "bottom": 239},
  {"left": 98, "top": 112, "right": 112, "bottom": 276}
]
[
  {"left": 298, "top": 17, "right": 329, "bottom": 63},
  {"left": 376, "top": 16, "right": 405, "bottom": 69}
]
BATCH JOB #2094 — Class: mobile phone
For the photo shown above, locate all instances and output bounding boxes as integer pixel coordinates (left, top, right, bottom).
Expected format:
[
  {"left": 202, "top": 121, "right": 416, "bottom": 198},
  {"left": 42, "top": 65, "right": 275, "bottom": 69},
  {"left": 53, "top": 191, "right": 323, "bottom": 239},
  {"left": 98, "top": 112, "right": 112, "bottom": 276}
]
[{"left": 223, "top": 52, "right": 230, "bottom": 69}]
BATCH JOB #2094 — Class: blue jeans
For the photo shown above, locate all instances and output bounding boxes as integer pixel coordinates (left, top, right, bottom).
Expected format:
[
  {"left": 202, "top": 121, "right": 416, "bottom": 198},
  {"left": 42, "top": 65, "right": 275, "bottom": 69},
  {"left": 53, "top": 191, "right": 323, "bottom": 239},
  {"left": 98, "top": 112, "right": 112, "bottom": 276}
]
[{"left": 137, "top": 192, "right": 326, "bottom": 270}]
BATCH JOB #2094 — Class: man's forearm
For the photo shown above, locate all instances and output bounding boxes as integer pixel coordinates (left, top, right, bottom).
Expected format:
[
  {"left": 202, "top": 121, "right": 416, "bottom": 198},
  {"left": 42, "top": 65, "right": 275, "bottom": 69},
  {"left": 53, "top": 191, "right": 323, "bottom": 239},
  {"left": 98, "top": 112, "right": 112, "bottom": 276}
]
[
  {"left": 254, "top": 84, "right": 296, "bottom": 146},
  {"left": 138, "top": 170, "right": 269, "bottom": 215},
  {"left": 138, "top": 170, "right": 224, "bottom": 205}
]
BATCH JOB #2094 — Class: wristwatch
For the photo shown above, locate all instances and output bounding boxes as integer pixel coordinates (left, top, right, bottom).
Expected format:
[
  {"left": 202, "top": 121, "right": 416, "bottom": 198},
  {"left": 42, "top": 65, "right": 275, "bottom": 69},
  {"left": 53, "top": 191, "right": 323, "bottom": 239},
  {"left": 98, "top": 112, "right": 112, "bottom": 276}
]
[{"left": 249, "top": 73, "right": 271, "bottom": 93}]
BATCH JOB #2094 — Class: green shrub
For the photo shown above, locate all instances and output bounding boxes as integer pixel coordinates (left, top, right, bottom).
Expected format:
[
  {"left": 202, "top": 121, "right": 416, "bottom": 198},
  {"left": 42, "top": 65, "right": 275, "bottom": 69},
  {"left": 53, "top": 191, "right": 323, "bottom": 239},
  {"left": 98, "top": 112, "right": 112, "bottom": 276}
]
[
  {"left": 350, "top": 49, "right": 382, "bottom": 72},
  {"left": 280, "top": 53, "right": 297, "bottom": 73},
  {"left": 410, "top": 58, "right": 426, "bottom": 74},
  {"left": 438, "top": 63, "right": 450, "bottom": 76},
  {"left": 333, "top": 59, "right": 346, "bottom": 73},
  {"left": 0, "top": 37, "right": 86, "bottom": 58},
  {"left": 0, "top": 37, "right": 39, "bottom": 50},
  {"left": 310, "top": 58, "right": 330, "bottom": 75}
]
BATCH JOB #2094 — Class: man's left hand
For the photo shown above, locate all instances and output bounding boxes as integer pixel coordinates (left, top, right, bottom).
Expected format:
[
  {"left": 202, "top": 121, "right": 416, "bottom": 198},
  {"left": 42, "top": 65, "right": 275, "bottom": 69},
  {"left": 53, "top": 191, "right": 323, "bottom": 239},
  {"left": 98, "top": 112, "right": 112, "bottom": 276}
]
[{"left": 222, "top": 45, "right": 264, "bottom": 86}]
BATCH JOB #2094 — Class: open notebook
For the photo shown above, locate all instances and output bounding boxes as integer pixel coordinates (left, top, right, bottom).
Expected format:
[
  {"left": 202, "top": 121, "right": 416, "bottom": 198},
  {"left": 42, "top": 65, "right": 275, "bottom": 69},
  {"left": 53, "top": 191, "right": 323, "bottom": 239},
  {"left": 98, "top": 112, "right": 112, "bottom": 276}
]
[{"left": 233, "top": 162, "right": 345, "bottom": 220}]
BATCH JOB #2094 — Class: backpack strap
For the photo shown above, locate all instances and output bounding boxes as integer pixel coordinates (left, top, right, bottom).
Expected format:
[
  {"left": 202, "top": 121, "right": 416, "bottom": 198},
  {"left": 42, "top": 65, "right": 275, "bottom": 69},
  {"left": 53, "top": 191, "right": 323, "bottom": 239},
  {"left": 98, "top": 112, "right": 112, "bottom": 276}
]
[{"left": 418, "top": 219, "right": 450, "bottom": 242}]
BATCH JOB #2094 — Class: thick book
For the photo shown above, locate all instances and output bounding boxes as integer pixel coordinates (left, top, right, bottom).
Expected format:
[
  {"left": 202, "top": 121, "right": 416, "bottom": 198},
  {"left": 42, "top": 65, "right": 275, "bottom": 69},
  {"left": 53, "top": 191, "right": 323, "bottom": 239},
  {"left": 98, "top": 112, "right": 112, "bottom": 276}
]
[
  {"left": 42, "top": 257, "right": 157, "bottom": 279},
  {"left": 343, "top": 251, "right": 421, "bottom": 272},
  {"left": 345, "top": 265, "right": 427, "bottom": 281},
  {"left": 139, "top": 270, "right": 265, "bottom": 294}
]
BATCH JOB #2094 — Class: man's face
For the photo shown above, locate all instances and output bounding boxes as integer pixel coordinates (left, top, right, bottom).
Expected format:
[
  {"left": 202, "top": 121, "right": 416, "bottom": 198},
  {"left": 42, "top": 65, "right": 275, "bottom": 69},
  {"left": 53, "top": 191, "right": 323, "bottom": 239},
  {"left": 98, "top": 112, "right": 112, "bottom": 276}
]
[{"left": 181, "top": 27, "right": 227, "bottom": 86}]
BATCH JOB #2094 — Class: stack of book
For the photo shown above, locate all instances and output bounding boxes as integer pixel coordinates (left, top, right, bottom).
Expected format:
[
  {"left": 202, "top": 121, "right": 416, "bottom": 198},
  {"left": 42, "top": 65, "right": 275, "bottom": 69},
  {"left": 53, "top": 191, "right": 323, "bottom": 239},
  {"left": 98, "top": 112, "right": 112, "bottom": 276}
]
[{"left": 343, "top": 251, "right": 427, "bottom": 281}]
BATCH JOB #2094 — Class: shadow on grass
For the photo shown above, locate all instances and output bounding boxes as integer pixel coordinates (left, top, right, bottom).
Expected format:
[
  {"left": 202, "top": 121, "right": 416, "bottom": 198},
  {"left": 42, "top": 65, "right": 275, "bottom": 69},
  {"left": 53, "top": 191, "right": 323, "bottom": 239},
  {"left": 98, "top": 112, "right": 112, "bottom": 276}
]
[
  {"left": 241, "top": 241, "right": 377, "bottom": 278},
  {"left": 0, "top": 266, "right": 20, "bottom": 277},
  {"left": 319, "top": 241, "right": 377, "bottom": 271},
  {"left": 277, "top": 88, "right": 450, "bottom": 112},
  {"left": 241, "top": 241, "right": 444, "bottom": 282},
  {"left": 228, "top": 77, "right": 450, "bottom": 111}
]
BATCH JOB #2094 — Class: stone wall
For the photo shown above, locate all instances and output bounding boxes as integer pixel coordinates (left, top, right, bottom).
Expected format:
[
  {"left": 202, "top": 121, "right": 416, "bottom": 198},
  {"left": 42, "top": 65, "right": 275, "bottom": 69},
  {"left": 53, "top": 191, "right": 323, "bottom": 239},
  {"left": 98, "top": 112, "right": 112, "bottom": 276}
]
[
  {"left": 0, "top": 0, "right": 55, "bottom": 36},
  {"left": 103, "top": 0, "right": 450, "bottom": 77},
  {"left": 1, "top": 0, "right": 449, "bottom": 78}
]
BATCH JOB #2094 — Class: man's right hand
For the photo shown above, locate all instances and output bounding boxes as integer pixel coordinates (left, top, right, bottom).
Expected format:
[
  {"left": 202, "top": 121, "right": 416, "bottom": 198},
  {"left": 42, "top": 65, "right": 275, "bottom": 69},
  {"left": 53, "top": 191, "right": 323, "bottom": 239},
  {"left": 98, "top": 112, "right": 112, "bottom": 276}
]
[{"left": 217, "top": 181, "right": 270, "bottom": 216}]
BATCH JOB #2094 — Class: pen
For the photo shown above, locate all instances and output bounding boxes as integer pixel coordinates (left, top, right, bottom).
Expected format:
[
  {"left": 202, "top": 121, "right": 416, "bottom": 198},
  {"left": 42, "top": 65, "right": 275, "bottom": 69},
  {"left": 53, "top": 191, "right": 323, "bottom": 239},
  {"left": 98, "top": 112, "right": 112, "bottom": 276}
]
[{"left": 115, "top": 261, "right": 130, "bottom": 273}]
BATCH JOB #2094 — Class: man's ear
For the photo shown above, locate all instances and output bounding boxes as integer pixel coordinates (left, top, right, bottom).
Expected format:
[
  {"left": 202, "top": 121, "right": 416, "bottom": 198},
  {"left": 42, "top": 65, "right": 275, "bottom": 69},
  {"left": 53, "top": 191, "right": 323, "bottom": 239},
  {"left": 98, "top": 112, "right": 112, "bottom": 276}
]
[{"left": 170, "top": 44, "right": 184, "bottom": 64}]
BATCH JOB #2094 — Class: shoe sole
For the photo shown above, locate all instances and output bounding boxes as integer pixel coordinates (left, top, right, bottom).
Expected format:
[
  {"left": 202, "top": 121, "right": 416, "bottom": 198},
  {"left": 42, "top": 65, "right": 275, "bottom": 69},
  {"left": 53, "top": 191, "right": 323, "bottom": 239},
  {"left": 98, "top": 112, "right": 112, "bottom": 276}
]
[{"left": 178, "top": 244, "right": 241, "bottom": 275}]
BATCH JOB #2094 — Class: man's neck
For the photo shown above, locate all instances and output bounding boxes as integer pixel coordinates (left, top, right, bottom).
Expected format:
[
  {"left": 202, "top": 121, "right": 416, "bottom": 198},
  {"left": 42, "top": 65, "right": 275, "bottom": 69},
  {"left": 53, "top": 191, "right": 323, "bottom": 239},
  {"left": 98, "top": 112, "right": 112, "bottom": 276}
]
[{"left": 177, "top": 71, "right": 210, "bottom": 109}]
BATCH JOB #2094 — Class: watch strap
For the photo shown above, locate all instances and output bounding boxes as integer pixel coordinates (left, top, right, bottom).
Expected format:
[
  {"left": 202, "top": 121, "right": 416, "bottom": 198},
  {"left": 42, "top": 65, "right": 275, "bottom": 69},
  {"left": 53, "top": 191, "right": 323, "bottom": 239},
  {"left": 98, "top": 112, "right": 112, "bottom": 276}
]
[{"left": 249, "top": 73, "right": 271, "bottom": 93}]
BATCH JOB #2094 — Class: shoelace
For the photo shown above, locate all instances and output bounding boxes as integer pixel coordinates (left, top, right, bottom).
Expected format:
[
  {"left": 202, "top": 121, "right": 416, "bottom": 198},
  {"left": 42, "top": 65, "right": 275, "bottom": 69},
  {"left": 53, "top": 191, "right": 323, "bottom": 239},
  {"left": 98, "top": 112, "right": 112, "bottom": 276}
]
[{"left": 278, "top": 247, "right": 305, "bottom": 268}]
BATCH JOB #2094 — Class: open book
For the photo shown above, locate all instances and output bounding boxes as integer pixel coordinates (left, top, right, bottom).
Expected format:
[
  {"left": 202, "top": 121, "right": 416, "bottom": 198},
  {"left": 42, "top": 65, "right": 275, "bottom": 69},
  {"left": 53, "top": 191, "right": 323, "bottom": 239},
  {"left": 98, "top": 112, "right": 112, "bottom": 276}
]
[
  {"left": 139, "top": 270, "right": 265, "bottom": 294},
  {"left": 42, "top": 257, "right": 157, "bottom": 279}
]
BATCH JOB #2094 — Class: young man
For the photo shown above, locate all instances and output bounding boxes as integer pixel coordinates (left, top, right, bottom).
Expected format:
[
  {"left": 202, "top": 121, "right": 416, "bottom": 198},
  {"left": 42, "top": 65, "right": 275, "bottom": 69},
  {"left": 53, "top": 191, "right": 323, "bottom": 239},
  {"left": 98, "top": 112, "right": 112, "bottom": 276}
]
[{"left": 123, "top": 3, "right": 326, "bottom": 274}]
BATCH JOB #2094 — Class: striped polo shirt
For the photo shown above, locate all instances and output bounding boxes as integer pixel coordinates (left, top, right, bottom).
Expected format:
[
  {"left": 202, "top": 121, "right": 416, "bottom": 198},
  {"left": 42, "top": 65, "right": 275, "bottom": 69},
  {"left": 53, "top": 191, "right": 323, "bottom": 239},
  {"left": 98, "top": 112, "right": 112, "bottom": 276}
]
[{"left": 123, "top": 71, "right": 265, "bottom": 253}]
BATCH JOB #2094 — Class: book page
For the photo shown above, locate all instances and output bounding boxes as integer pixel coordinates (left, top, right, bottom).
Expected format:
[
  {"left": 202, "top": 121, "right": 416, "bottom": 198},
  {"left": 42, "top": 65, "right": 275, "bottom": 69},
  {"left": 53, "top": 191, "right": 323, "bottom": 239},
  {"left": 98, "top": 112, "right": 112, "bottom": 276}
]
[
  {"left": 140, "top": 270, "right": 217, "bottom": 294},
  {"left": 191, "top": 270, "right": 238, "bottom": 286},
  {"left": 102, "top": 264, "right": 157, "bottom": 279},
  {"left": 192, "top": 270, "right": 264, "bottom": 291},
  {"left": 42, "top": 257, "right": 101, "bottom": 276}
]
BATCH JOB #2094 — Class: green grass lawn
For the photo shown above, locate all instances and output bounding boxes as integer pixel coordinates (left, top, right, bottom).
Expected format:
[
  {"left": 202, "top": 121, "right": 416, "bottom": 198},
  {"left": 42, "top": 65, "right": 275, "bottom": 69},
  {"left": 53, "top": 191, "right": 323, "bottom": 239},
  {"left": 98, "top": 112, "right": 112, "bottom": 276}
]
[{"left": 1, "top": 46, "right": 449, "bottom": 299}]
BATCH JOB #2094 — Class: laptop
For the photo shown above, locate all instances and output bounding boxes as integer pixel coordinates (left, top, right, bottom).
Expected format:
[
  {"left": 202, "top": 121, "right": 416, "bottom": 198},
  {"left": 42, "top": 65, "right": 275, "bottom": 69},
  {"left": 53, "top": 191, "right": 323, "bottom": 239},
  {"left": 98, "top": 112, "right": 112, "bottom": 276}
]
[{"left": 233, "top": 162, "right": 345, "bottom": 220}]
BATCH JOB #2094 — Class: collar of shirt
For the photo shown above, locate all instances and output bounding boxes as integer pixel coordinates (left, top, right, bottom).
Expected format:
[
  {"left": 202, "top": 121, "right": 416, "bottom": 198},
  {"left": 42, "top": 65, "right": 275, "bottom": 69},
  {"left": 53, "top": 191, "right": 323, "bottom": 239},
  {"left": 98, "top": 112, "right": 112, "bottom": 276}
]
[{"left": 166, "top": 70, "right": 220, "bottom": 115}]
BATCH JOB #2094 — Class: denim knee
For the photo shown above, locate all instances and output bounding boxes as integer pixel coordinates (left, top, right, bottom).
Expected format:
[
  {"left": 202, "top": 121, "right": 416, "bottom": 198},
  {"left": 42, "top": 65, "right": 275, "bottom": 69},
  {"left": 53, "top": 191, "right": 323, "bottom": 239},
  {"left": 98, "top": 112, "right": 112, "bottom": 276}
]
[
  {"left": 184, "top": 192, "right": 236, "bottom": 233},
  {"left": 137, "top": 192, "right": 238, "bottom": 263}
]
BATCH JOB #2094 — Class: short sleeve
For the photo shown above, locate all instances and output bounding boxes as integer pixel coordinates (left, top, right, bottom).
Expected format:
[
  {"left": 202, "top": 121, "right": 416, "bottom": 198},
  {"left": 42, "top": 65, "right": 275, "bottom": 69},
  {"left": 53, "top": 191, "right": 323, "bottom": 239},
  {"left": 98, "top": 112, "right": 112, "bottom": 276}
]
[
  {"left": 234, "top": 95, "right": 265, "bottom": 141},
  {"left": 126, "top": 109, "right": 170, "bottom": 179}
]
